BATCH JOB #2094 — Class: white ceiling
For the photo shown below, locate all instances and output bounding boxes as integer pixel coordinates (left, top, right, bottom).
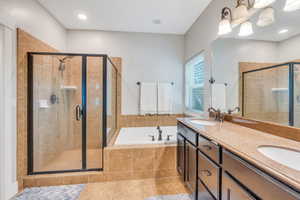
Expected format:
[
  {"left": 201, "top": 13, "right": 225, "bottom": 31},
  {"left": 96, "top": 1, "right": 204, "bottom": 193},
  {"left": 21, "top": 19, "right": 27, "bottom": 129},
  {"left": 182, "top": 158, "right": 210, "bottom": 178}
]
[{"left": 37, "top": 0, "right": 212, "bottom": 35}]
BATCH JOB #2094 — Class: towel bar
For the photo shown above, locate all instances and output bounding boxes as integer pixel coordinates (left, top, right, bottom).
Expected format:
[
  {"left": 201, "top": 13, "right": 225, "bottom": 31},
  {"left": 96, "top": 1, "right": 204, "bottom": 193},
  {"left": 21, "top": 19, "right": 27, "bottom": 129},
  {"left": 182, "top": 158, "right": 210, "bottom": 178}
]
[{"left": 136, "top": 82, "right": 174, "bottom": 85}]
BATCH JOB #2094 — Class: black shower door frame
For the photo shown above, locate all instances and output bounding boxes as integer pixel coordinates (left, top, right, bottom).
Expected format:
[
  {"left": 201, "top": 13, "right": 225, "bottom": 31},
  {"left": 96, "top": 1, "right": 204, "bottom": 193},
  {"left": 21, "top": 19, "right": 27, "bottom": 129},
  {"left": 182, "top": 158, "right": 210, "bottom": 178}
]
[
  {"left": 27, "top": 52, "right": 108, "bottom": 175},
  {"left": 241, "top": 62, "right": 300, "bottom": 127}
]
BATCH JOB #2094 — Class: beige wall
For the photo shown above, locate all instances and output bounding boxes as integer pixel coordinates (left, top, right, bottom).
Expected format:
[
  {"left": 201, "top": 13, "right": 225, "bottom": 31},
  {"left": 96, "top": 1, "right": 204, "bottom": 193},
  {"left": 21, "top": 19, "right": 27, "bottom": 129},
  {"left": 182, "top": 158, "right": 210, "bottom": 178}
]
[
  {"left": 67, "top": 30, "right": 185, "bottom": 115},
  {"left": 17, "top": 29, "right": 58, "bottom": 190}
]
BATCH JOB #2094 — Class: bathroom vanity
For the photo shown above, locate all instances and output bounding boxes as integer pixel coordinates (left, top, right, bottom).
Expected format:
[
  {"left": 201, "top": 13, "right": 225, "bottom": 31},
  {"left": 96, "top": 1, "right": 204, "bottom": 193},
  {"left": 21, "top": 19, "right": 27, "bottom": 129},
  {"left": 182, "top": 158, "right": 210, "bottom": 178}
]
[{"left": 177, "top": 119, "right": 300, "bottom": 200}]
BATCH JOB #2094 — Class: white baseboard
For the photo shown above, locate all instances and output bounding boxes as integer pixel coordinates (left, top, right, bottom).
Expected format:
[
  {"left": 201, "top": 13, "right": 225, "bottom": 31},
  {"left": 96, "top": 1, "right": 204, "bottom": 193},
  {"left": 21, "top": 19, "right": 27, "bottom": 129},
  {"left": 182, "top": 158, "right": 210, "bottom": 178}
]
[{"left": 6, "top": 181, "right": 18, "bottom": 200}]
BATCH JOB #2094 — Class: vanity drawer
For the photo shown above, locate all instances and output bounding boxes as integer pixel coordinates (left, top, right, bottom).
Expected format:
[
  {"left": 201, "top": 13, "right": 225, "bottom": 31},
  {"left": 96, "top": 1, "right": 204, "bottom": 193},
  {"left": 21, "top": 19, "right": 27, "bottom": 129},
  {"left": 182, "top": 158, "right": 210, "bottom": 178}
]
[
  {"left": 198, "top": 135, "right": 220, "bottom": 163},
  {"left": 177, "top": 123, "right": 187, "bottom": 136},
  {"left": 178, "top": 123, "right": 197, "bottom": 145},
  {"left": 198, "top": 150, "right": 220, "bottom": 200},
  {"left": 223, "top": 149, "right": 300, "bottom": 200}
]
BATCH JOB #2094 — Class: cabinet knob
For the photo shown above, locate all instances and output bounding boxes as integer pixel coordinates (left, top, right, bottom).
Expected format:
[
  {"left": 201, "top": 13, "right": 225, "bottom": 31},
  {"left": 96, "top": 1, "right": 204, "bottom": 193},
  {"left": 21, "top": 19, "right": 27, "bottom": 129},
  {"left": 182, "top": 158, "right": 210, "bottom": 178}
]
[
  {"left": 200, "top": 170, "right": 212, "bottom": 177},
  {"left": 202, "top": 145, "right": 212, "bottom": 150}
]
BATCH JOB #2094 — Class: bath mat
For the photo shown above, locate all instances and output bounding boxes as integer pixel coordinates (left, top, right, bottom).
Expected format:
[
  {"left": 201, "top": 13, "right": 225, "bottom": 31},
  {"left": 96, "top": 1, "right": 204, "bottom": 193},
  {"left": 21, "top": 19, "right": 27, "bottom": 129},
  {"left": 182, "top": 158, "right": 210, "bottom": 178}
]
[
  {"left": 145, "top": 194, "right": 192, "bottom": 200},
  {"left": 14, "top": 184, "right": 85, "bottom": 200}
]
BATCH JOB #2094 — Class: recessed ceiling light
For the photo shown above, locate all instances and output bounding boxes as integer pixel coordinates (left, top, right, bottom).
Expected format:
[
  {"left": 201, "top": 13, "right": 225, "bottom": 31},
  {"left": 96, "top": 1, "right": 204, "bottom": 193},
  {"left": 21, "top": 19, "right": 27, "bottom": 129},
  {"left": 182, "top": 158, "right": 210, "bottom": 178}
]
[
  {"left": 77, "top": 13, "right": 87, "bottom": 20},
  {"left": 279, "top": 29, "right": 289, "bottom": 34},
  {"left": 152, "top": 19, "right": 161, "bottom": 24}
]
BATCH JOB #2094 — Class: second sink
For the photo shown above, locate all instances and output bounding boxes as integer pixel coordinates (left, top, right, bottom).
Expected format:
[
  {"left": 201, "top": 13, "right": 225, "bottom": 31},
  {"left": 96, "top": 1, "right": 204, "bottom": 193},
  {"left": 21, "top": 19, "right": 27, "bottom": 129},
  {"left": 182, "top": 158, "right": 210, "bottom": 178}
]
[{"left": 258, "top": 146, "right": 300, "bottom": 171}]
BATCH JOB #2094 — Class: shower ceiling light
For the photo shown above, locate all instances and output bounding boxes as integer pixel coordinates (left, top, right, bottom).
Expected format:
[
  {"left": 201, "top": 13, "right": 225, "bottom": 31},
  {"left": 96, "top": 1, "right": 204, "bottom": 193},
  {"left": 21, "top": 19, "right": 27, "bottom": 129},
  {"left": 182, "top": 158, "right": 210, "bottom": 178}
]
[
  {"left": 239, "top": 21, "right": 254, "bottom": 37},
  {"left": 284, "top": 0, "right": 300, "bottom": 12},
  {"left": 254, "top": 0, "right": 276, "bottom": 8},
  {"left": 257, "top": 7, "right": 275, "bottom": 27},
  {"left": 218, "top": 7, "right": 232, "bottom": 35},
  {"left": 77, "top": 13, "right": 87, "bottom": 20}
]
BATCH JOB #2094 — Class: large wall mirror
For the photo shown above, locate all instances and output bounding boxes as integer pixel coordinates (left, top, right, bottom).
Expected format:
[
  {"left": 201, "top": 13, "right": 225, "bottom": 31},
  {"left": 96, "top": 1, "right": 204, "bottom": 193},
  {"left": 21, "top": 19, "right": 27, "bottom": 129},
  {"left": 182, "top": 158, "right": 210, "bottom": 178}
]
[{"left": 211, "top": 1, "right": 300, "bottom": 127}]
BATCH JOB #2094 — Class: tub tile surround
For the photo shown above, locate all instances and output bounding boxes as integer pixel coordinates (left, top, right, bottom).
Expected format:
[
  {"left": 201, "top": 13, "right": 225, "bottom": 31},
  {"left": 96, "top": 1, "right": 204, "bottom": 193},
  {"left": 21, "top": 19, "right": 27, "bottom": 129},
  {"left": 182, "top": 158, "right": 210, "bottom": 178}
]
[
  {"left": 178, "top": 118, "right": 300, "bottom": 191},
  {"left": 120, "top": 114, "right": 184, "bottom": 127},
  {"left": 22, "top": 145, "right": 178, "bottom": 188}
]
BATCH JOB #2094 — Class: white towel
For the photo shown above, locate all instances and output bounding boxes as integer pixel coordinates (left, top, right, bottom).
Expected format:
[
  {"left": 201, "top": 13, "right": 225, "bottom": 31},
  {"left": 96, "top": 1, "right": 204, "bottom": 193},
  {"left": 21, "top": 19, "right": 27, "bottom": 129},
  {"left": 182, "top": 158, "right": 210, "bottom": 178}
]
[
  {"left": 140, "top": 82, "right": 157, "bottom": 115},
  {"left": 212, "top": 83, "right": 226, "bottom": 112},
  {"left": 157, "top": 83, "right": 173, "bottom": 114}
]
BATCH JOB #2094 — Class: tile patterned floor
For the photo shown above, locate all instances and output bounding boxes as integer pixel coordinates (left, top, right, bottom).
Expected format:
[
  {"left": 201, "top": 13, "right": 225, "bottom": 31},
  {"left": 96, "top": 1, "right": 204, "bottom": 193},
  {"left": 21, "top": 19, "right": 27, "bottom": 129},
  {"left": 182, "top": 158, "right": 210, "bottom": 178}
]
[{"left": 78, "top": 177, "right": 190, "bottom": 200}]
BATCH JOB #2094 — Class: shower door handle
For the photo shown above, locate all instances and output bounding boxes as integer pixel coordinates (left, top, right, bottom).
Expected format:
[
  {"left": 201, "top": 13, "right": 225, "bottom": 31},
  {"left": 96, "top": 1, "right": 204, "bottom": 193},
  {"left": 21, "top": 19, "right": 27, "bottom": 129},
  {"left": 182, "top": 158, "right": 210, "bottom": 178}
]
[{"left": 76, "top": 105, "right": 83, "bottom": 121}]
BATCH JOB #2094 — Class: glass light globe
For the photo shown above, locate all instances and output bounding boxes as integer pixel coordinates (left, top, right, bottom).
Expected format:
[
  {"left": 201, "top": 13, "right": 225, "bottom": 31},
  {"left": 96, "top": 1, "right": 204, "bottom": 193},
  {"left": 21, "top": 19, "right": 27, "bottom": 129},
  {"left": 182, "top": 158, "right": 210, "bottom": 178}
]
[
  {"left": 218, "top": 19, "right": 232, "bottom": 35},
  {"left": 239, "top": 21, "right": 254, "bottom": 37}
]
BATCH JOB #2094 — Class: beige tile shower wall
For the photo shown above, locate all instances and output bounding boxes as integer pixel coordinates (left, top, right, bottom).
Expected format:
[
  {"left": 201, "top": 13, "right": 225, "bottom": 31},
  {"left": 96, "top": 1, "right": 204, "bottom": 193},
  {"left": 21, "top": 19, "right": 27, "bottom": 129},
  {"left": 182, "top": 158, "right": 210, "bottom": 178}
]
[
  {"left": 17, "top": 29, "right": 59, "bottom": 190},
  {"left": 106, "top": 58, "right": 122, "bottom": 144},
  {"left": 32, "top": 55, "right": 63, "bottom": 170},
  {"left": 87, "top": 57, "right": 103, "bottom": 149}
]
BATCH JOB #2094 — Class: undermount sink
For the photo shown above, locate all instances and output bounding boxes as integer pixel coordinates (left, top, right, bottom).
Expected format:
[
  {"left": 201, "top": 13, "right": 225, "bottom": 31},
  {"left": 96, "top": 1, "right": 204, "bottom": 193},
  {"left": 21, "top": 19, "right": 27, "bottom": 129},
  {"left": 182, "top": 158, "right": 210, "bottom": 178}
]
[
  {"left": 189, "top": 120, "right": 216, "bottom": 126},
  {"left": 258, "top": 146, "right": 300, "bottom": 171}
]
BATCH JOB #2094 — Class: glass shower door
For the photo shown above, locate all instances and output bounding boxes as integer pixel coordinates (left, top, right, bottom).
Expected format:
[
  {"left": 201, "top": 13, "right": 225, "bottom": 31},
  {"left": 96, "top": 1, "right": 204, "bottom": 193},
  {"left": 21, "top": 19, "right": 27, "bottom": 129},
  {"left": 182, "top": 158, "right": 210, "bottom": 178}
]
[{"left": 30, "top": 54, "right": 83, "bottom": 172}]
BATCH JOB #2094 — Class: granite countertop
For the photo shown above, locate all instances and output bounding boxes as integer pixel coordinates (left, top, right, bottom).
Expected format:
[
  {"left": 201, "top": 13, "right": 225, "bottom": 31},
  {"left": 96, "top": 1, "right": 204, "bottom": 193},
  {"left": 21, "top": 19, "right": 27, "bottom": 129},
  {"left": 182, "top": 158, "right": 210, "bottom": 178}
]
[{"left": 177, "top": 118, "right": 300, "bottom": 192}]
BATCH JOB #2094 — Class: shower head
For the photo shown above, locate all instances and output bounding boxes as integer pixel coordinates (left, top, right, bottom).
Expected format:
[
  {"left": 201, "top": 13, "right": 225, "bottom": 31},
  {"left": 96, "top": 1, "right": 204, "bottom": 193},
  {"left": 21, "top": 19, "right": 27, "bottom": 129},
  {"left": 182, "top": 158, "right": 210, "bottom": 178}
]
[{"left": 58, "top": 56, "right": 73, "bottom": 72}]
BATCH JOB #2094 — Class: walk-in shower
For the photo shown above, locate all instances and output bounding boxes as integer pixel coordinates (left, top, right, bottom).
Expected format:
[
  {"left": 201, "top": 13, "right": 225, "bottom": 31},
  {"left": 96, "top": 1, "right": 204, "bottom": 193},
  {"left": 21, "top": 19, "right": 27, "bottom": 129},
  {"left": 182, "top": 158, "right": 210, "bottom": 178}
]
[
  {"left": 27, "top": 52, "right": 118, "bottom": 174},
  {"left": 242, "top": 62, "right": 300, "bottom": 127}
]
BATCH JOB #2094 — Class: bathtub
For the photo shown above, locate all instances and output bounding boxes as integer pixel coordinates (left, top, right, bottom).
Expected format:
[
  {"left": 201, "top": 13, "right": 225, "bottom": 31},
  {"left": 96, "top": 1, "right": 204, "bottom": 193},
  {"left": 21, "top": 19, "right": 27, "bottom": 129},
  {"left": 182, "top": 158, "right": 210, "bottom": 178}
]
[{"left": 114, "top": 126, "right": 177, "bottom": 145}]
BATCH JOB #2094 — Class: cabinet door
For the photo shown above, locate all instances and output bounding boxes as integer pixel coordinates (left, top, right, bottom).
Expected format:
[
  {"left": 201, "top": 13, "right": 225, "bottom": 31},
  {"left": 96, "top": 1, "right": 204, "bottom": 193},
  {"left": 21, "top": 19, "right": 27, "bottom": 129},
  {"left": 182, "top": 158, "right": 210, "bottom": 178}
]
[
  {"left": 177, "top": 133, "right": 185, "bottom": 180},
  {"left": 222, "top": 172, "right": 257, "bottom": 200},
  {"left": 186, "top": 142, "right": 197, "bottom": 198}
]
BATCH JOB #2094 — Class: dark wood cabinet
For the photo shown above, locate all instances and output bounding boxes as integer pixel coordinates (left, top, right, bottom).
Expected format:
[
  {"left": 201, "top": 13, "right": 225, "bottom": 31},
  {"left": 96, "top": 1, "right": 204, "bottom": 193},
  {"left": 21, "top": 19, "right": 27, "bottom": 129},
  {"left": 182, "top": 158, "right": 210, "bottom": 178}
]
[
  {"left": 222, "top": 172, "right": 257, "bottom": 200},
  {"left": 177, "top": 133, "right": 185, "bottom": 180},
  {"left": 187, "top": 142, "right": 197, "bottom": 198},
  {"left": 177, "top": 122, "right": 300, "bottom": 200},
  {"left": 223, "top": 149, "right": 300, "bottom": 200},
  {"left": 198, "top": 151, "right": 220, "bottom": 200}
]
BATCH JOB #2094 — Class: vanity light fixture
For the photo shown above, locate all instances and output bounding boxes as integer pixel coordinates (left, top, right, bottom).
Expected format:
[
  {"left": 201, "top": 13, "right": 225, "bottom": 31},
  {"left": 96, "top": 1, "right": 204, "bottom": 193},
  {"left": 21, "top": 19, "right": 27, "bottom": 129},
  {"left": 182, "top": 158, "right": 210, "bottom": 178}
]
[
  {"left": 218, "top": 7, "right": 233, "bottom": 35},
  {"left": 239, "top": 21, "right": 254, "bottom": 36},
  {"left": 254, "top": 0, "right": 276, "bottom": 8},
  {"left": 284, "top": 0, "right": 300, "bottom": 12},
  {"left": 233, "top": 0, "right": 251, "bottom": 20},
  {"left": 257, "top": 7, "right": 275, "bottom": 27}
]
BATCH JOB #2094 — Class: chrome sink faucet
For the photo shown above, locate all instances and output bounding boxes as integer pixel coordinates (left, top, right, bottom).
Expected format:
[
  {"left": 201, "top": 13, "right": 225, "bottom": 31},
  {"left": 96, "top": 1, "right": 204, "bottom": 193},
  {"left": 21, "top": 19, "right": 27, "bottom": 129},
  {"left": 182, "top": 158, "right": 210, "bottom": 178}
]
[
  {"left": 208, "top": 107, "right": 225, "bottom": 122},
  {"left": 157, "top": 126, "right": 163, "bottom": 141},
  {"left": 228, "top": 107, "right": 240, "bottom": 115}
]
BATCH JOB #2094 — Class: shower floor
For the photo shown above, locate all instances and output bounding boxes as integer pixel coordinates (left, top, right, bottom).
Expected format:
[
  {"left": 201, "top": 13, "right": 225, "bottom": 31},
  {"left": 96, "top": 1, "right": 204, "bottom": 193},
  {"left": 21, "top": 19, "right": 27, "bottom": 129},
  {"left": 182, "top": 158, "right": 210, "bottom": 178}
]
[{"left": 39, "top": 148, "right": 102, "bottom": 172}]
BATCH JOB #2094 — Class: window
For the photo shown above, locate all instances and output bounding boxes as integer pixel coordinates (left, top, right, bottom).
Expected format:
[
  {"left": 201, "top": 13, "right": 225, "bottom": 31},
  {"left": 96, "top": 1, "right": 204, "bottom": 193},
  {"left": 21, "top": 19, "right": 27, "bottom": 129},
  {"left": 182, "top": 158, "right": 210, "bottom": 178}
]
[{"left": 185, "top": 53, "right": 205, "bottom": 112}]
